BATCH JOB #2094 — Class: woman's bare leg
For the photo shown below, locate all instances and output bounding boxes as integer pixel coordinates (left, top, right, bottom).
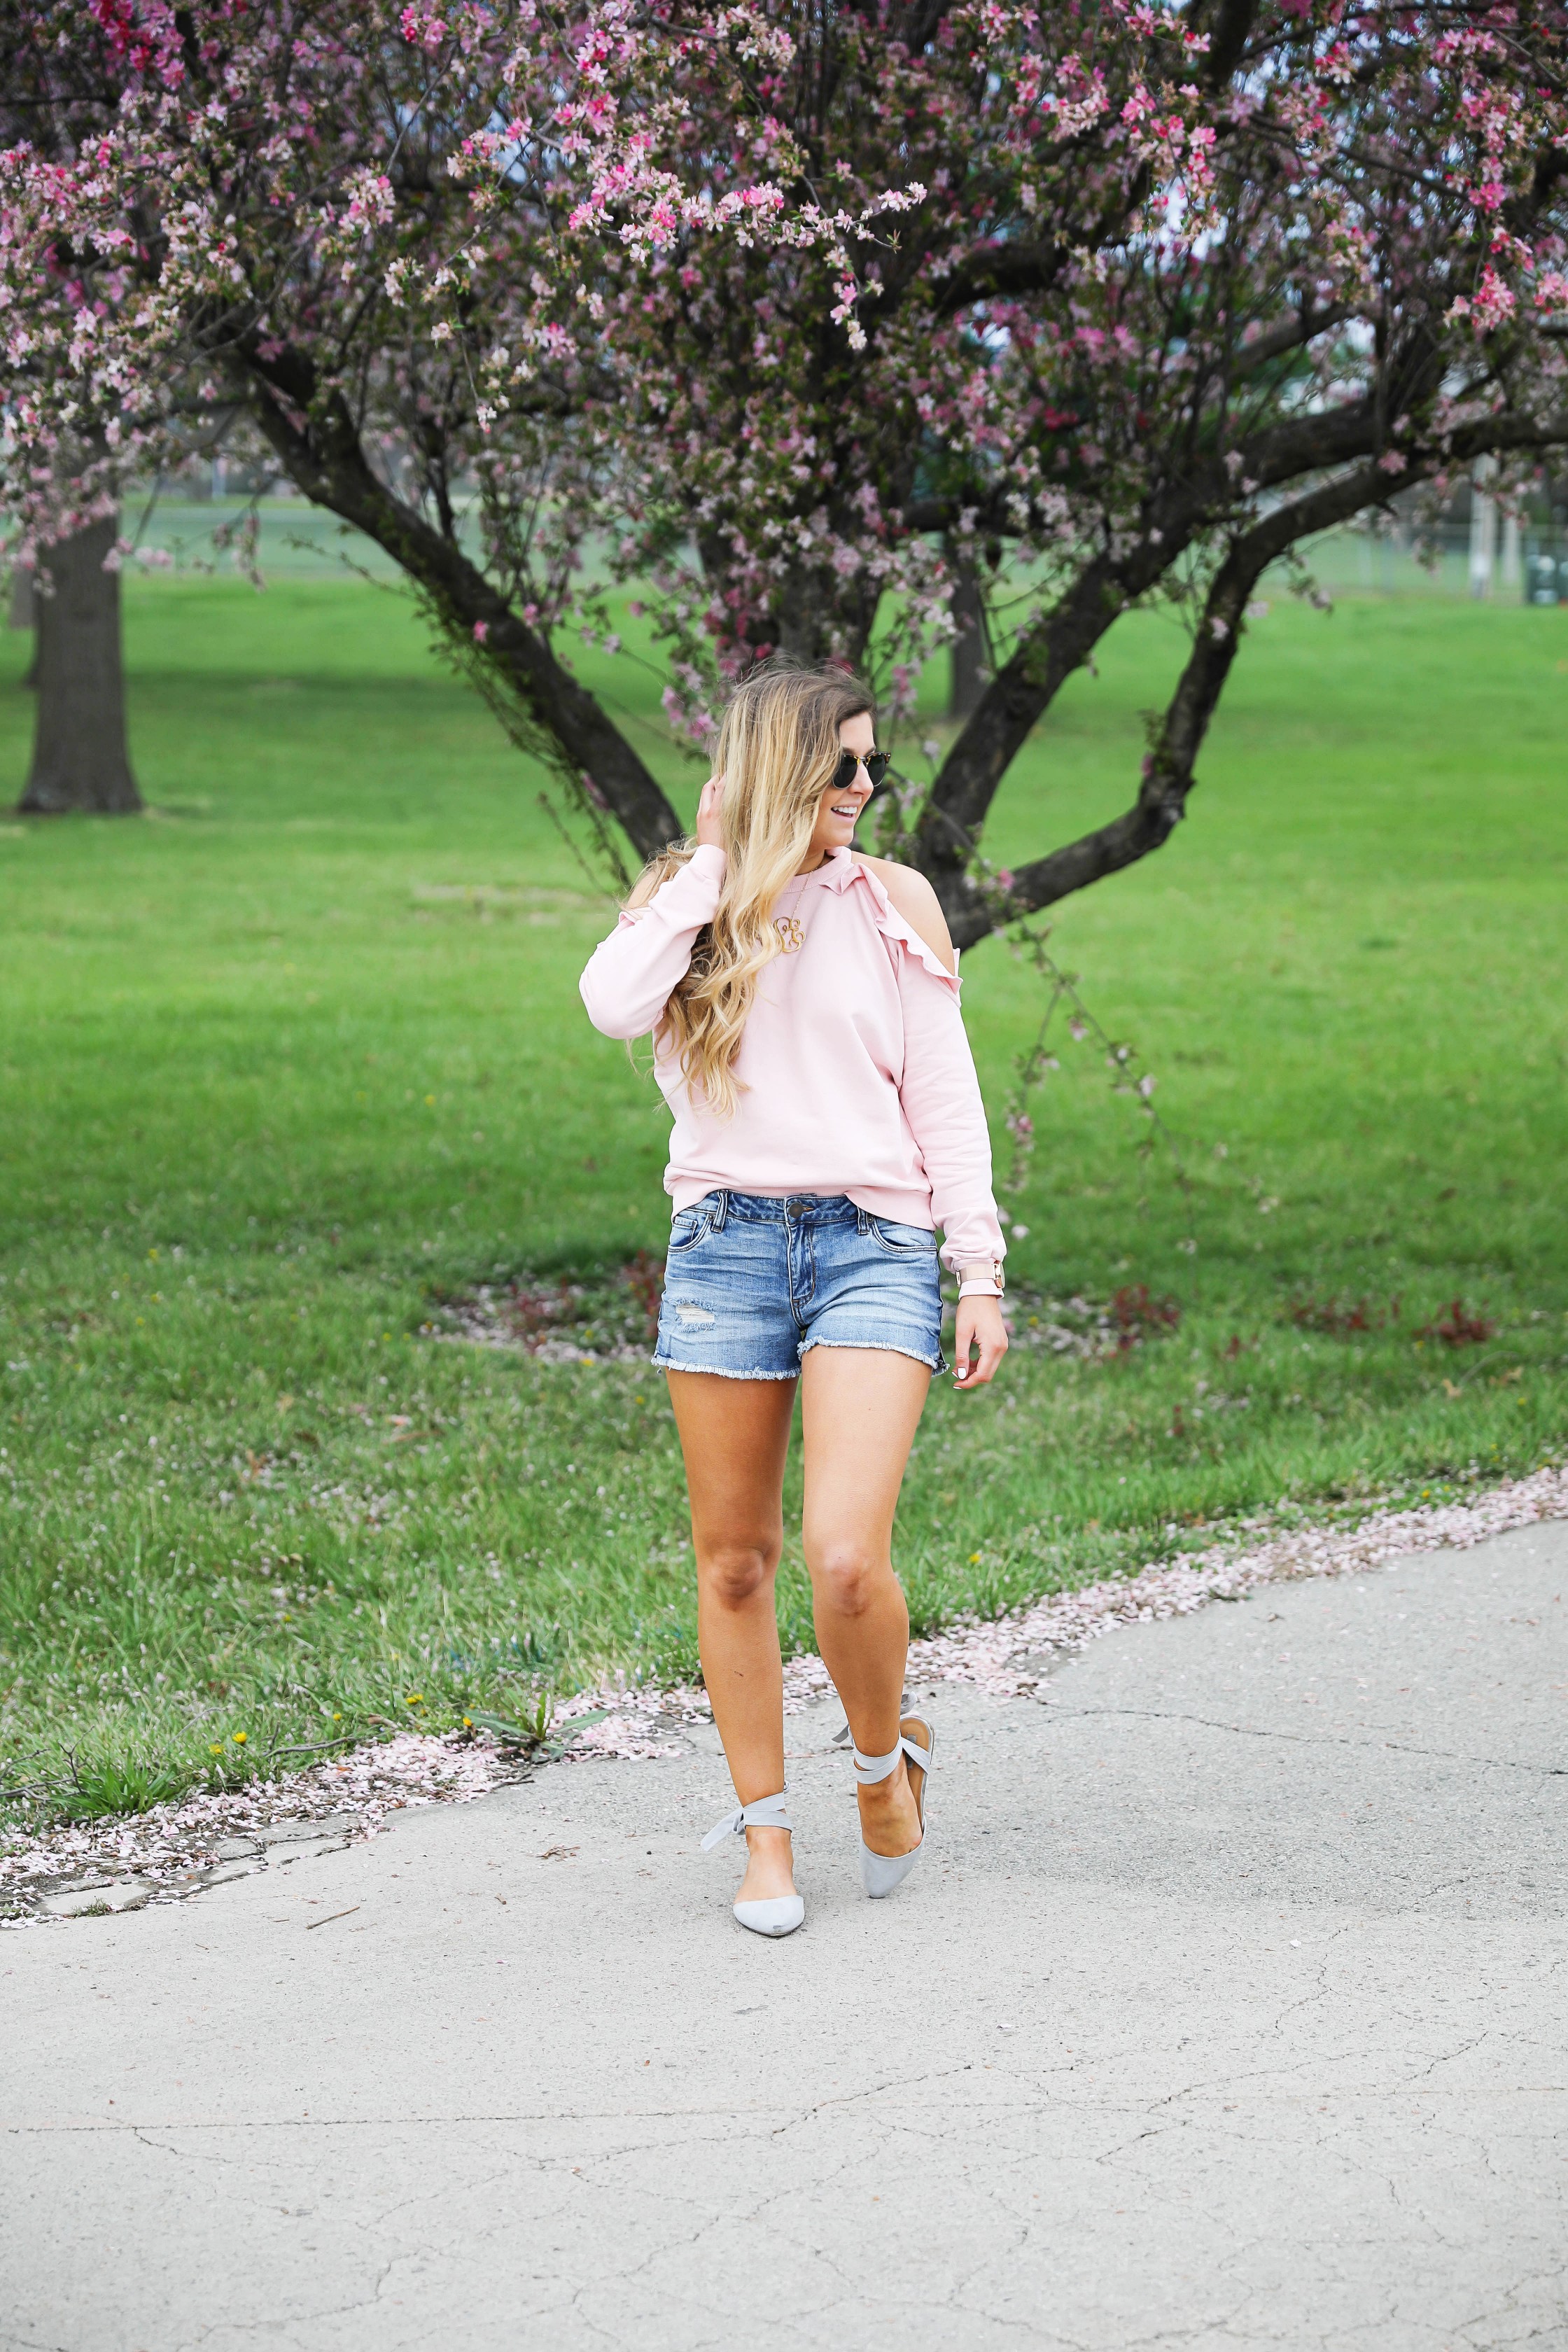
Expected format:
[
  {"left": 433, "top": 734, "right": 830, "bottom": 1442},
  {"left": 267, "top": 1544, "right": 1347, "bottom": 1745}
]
[
  {"left": 666, "top": 1369, "right": 799, "bottom": 1903},
  {"left": 799, "top": 1347, "right": 932, "bottom": 1860}
]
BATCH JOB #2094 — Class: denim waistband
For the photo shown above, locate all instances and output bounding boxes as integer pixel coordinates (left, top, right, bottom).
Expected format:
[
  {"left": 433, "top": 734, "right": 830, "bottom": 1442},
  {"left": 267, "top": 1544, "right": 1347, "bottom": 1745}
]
[{"left": 685, "top": 1189, "right": 860, "bottom": 1228}]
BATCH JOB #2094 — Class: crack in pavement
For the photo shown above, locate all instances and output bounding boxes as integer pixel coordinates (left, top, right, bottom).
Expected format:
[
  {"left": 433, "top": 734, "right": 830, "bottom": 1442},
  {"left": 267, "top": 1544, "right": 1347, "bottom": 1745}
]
[
  {"left": 1048, "top": 1705, "right": 1568, "bottom": 1777},
  {"left": 10, "top": 2069, "right": 1565, "bottom": 2149},
  {"left": 164, "top": 2253, "right": 405, "bottom": 2351},
  {"left": 765, "top": 2059, "right": 977, "bottom": 2138}
]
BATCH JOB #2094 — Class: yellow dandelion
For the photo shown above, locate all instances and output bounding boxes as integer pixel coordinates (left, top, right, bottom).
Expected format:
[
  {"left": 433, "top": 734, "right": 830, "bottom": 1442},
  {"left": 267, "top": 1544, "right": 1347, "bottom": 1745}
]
[
  {"left": 232, "top": 1730, "right": 247, "bottom": 1745},
  {"left": 406, "top": 1693, "right": 424, "bottom": 1705},
  {"left": 969, "top": 1552, "right": 981, "bottom": 1564},
  {"left": 209, "top": 1743, "right": 223, "bottom": 1756}
]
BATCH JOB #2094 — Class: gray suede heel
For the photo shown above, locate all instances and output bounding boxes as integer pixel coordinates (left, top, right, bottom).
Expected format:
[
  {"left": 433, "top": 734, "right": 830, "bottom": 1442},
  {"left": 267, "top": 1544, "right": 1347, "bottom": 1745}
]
[{"left": 834, "top": 1718, "right": 934, "bottom": 1900}]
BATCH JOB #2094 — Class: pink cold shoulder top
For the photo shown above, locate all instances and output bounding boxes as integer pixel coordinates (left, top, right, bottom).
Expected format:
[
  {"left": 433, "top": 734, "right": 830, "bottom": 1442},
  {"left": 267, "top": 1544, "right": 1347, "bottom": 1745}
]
[{"left": 578, "top": 844, "right": 1007, "bottom": 1275}]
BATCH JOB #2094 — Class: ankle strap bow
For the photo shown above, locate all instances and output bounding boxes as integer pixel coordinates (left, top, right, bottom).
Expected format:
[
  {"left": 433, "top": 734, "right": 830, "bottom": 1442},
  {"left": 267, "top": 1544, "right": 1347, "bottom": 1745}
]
[
  {"left": 832, "top": 1722, "right": 932, "bottom": 1786},
  {"left": 700, "top": 1789, "right": 792, "bottom": 1850}
]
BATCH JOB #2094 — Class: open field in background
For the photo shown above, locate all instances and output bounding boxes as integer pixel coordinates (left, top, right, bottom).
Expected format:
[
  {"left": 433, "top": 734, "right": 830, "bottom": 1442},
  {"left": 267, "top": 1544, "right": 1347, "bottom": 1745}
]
[
  {"left": 1, "top": 576, "right": 1565, "bottom": 1821},
  {"left": 120, "top": 490, "right": 1564, "bottom": 597}
]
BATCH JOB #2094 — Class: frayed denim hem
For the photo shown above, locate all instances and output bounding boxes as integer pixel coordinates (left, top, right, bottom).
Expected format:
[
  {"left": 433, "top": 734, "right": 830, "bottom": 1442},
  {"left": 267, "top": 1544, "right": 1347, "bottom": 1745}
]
[
  {"left": 797, "top": 1336, "right": 946, "bottom": 1375},
  {"left": 651, "top": 1356, "right": 799, "bottom": 1380}
]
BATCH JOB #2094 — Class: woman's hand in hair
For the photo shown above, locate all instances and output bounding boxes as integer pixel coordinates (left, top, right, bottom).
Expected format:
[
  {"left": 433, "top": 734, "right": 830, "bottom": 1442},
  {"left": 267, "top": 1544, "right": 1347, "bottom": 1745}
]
[
  {"left": 953, "top": 1294, "right": 1009, "bottom": 1390},
  {"left": 695, "top": 774, "right": 726, "bottom": 850}
]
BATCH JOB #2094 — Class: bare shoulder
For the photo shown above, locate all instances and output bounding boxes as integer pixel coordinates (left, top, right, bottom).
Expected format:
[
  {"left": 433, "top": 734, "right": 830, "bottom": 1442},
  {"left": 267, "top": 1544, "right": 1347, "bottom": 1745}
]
[{"left": 855, "top": 853, "right": 956, "bottom": 974}]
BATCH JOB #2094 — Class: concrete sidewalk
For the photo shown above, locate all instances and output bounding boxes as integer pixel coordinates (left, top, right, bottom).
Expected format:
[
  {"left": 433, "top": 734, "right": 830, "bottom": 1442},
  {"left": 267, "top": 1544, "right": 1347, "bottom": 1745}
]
[{"left": 4, "top": 1522, "right": 1565, "bottom": 2351}]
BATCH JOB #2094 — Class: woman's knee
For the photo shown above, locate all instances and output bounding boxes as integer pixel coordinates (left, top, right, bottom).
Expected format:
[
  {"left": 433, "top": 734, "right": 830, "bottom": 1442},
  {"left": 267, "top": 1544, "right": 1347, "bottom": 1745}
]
[
  {"left": 696, "top": 1537, "right": 779, "bottom": 1607},
  {"left": 808, "top": 1542, "right": 888, "bottom": 1619}
]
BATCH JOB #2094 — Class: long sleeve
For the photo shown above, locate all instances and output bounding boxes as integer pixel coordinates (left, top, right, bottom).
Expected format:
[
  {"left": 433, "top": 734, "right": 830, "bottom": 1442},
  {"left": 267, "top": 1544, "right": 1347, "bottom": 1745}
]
[
  {"left": 894, "top": 954, "right": 1008, "bottom": 1273},
  {"left": 578, "top": 846, "right": 726, "bottom": 1041}
]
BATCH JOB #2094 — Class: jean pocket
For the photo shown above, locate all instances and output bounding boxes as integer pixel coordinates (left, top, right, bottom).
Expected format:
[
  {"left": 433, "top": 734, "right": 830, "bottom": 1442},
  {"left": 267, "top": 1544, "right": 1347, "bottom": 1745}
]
[
  {"left": 668, "top": 1209, "right": 713, "bottom": 1256},
  {"left": 867, "top": 1217, "right": 939, "bottom": 1258}
]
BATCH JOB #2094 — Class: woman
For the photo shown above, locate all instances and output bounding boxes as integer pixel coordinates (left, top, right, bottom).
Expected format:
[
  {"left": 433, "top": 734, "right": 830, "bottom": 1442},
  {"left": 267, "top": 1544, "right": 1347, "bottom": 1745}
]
[{"left": 580, "top": 660, "right": 1008, "bottom": 1938}]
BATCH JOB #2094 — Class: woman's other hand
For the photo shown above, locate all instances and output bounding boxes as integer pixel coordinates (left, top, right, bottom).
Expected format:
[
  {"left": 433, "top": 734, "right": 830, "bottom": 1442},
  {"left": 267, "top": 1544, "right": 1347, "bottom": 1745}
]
[
  {"left": 953, "top": 1295, "right": 1008, "bottom": 1389},
  {"left": 695, "top": 774, "right": 725, "bottom": 849}
]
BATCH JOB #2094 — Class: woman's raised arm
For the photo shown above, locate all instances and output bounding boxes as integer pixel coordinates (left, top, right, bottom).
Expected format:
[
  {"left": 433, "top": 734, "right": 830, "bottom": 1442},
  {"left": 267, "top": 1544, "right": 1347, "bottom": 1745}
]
[{"left": 578, "top": 843, "right": 727, "bottom": 1041}]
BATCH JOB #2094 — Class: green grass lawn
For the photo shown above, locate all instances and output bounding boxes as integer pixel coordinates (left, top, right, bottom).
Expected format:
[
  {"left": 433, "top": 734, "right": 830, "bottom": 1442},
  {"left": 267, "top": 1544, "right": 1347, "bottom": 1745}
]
[{"left": 1, "top": 576, "right": 1565, "bottom": 1821}]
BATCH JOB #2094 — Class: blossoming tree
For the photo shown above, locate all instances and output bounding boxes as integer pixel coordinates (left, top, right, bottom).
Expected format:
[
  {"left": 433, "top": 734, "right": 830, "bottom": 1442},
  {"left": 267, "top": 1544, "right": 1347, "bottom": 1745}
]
[{"left": 4, "top": 0, "right": 1565, "bottom": 932}]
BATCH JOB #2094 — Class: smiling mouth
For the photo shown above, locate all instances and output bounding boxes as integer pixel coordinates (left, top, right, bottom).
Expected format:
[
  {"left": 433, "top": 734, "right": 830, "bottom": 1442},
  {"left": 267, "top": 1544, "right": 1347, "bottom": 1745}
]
[{"left": 830, "top": 800, "right": 862, "bottom": 819}]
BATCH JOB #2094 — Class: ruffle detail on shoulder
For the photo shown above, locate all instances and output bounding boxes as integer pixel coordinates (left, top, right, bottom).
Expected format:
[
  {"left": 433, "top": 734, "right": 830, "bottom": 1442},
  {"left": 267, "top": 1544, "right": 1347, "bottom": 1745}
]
[{"left": 821, "top": 850, "right": 962, "bottom": 995}]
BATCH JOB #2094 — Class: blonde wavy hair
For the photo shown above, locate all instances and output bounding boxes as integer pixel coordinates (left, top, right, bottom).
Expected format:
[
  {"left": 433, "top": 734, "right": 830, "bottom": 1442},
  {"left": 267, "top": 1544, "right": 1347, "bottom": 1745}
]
[{"left": 634, "top": 659, "right": 876, "bottom": 1115}]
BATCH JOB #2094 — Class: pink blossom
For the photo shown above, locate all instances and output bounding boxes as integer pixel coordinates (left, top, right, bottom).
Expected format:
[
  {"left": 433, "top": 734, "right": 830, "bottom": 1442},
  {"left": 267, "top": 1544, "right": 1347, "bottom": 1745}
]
[
  {"left": 398, "top": 6, "right": 447, "bottom": 51},
  {"left": 1470, "top": 265, "right": 1518, "bottom": 332}
]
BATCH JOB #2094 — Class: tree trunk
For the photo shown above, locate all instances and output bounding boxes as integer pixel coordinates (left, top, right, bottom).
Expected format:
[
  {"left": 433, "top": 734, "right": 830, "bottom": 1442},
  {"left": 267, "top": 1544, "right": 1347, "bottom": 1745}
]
[
  {"left": 8, "top": 564, "right": 37, "bottom": 688},
  {"left": 948, "top": 549, "right": 990, "bottom": 720},
  {"left": 19, "top": 516, "right": 141, "bottom": 814}
]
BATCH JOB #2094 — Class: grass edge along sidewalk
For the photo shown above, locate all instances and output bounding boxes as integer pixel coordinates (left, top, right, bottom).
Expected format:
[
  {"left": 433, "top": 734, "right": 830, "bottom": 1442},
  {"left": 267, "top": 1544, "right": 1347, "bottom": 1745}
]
[{"left": 5, "top": 1458, "right": 1564, "bottom": 1927}]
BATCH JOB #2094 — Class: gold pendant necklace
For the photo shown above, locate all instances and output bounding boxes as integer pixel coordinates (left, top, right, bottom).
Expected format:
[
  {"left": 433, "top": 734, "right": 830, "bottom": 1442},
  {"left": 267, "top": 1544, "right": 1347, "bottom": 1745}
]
[{"left": 773, "top": 874, "right": 811, "bottom": 955}]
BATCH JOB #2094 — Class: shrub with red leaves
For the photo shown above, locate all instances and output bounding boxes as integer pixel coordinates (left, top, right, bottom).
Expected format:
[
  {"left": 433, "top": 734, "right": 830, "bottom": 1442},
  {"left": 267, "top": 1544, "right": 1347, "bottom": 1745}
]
[
  {"left": 1289, "top": 1295, "right": 1400, "bottom": 1336},
  {"left": 623, "top": 1251, "right": 664, "bottom": 1343},
  {"left": 1416, "top": 1299, "right": 1497, "bottom": 1348},
  {"left": 1112, "top": 1284, "right": 1181, "bottom": 1352},
  {"left": 503, "top": 1278, "right": 579, "bottom": 1341},
  {"left": 484, "top": 1254, "right": 665, "bottom": 1353}
]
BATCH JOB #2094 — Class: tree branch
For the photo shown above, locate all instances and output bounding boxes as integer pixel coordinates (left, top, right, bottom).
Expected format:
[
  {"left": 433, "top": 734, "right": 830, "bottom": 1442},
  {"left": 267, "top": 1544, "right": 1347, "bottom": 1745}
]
[
  {"left": 911, "top": 314, "right": 1472, "bottom": 897},
  {"left": 932, "top": 237, "right": 1068, "bottom": 316},
  {"left": 1197, "top": 0, "right": 1264, "bottom": 89},
  {"left": 1228, "top": 300, "right": 1352, "bottom": 377},
  {"left": 900, "top": 492, "right": 1014, "bottom": 536},
  {"left": 936, "top": 466, "right": 1382, "bottom": 946},
  {"left": 911, "top": 510, "right": 1202, "bottom": 888},
  {"left": 938, "top": 414, "right": 1568, "bottom": 948},
  {"left": 238, "top": 345, "right": 684, "bottom": 860}
]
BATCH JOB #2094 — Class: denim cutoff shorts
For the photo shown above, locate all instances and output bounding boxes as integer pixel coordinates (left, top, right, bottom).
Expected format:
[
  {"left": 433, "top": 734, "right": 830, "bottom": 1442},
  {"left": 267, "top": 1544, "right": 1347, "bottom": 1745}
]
[{"left": 654, "top": 1191, "right": 946, "bottom": 1380}]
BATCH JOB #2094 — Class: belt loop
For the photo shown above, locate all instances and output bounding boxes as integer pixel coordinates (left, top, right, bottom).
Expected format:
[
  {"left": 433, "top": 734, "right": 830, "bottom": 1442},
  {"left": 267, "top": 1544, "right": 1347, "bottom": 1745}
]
[
  {"left": 855, "top": 1205, "right": 871, "bottom": 1236},
  {"left": 712, "top": 1189, "right": 729, "bottom": 1231}
]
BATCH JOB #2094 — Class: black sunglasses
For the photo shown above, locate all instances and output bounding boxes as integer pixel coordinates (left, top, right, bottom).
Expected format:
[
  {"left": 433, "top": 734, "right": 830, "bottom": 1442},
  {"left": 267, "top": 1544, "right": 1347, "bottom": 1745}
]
[{"left": 834, "top": 749, "right": 890, "bottom": 794}]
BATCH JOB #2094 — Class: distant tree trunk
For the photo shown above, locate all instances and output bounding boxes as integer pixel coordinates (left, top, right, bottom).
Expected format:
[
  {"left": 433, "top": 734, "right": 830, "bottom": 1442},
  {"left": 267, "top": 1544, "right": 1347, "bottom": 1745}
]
[
  {"left": 19, "top": 516, "right": 141, "bottom": 813},
  {"left": 8, "top": 563, "right": 37, "bottom": 688},
  {"left": 948, "top": 547, "right": 990, "bottom": 722}
]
